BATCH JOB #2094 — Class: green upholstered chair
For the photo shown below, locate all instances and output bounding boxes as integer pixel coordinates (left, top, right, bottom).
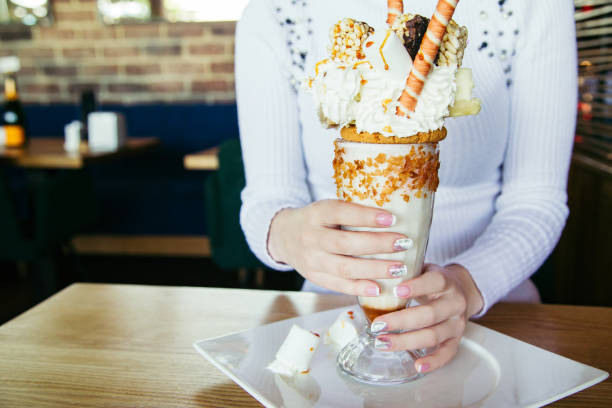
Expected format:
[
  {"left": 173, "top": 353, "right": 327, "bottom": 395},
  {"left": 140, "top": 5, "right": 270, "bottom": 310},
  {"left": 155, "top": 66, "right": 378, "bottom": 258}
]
[
  {"left": 205, "top": 139, "right": 263, "bottom": 272},
  {"left": 0, "top": 169, "right": 98, "bottom": 298}
]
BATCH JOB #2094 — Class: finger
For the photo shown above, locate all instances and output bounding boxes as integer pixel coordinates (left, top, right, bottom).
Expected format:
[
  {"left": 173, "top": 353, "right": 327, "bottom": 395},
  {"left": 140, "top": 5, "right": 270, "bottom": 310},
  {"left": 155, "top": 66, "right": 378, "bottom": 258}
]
[
  {"left": 373, "top": 295, "right": 464, "bottom": 331},
  {"left": 318, "top": 228, "right": 410, "bottom": 256},
  {"left": 311, "top": 199, "right": 396, "bottom": 228},
  {"left": 375, "top": 317, "right": 466, "bottom": 352},
  {"left": 306, "top": 270, "right": 381, "bottom": 297},
  {"left": 394, "top": 266, "right": 449, "bottom": 299},
  {"left": 322, "top": 253, "right": 412, "bottom": 280},
  {"left": 414, "top": 337, "right": 462, "bottom": 374}
]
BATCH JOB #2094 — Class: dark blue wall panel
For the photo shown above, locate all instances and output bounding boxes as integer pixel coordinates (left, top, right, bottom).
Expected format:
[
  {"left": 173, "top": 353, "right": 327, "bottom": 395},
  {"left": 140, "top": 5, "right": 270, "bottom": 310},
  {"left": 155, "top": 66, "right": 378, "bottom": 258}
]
[{"left": 22, "top": 104, "right": 239, "bottom": 235}]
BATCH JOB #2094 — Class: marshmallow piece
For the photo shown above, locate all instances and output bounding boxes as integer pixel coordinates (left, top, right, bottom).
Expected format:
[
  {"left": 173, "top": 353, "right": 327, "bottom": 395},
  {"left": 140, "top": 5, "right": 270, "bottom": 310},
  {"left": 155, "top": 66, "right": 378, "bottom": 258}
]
[
  {"left": 364, "top": 25, "right": 412, "bottom": 83},
  {"left": 454, "top": 68, "right": 475, "bottom": 101},
  {"left": 274, "top": 371, "right": 321, "bottom": 408},
  {"left": 267, "top": 325, "right": 321, "bottom": 376},
  {"left": 326, "top": 310, "right": 359, "bottom": 349},
  {"left": 450, "top": 68, "right": 481, "bottom": 117}
]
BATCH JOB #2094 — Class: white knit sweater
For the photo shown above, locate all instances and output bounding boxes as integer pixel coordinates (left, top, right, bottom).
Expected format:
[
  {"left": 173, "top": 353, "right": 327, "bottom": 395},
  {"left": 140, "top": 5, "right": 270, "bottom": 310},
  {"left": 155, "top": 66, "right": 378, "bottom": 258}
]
[{"left": 235, "top": 0, "right": 577, "bottom": 315}]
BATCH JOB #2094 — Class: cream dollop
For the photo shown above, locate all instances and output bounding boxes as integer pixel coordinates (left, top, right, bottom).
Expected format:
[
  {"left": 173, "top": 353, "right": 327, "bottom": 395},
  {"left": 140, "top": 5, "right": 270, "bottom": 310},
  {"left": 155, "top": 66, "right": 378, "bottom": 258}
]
[{"left": 307, "top": 59, "right": 457, "bottom": 136}]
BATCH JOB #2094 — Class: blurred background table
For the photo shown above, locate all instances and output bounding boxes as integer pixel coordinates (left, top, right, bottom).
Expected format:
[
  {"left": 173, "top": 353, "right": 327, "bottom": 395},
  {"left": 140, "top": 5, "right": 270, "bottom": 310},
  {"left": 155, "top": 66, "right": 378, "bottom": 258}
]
[
  {"left": 183, "top": 146, "right": 219, "bottom": 170},
  {"left": 0, "top": 137, "right": 160, "bottom": 169},
  {"left": 0, "top": 137, "right": 160, "bottom": 303},
  {"left": 0, "top": 284, "right": 609, "bottom": 408}
]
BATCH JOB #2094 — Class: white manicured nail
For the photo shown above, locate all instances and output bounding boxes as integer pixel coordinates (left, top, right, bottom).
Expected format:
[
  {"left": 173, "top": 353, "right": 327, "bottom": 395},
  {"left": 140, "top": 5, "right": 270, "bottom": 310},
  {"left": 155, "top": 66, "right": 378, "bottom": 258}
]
[
  {"left": 374, "top": 338, "right": 391, "bottom": 350},
  {"left": 370, "top": 321, "right": 387, "bottom": 333},
  {"left": 389, "top": 264, "right": 408, "bottom": 277},
  {"left": 393, "top": 238, "right": 414, "bottom": 251}
]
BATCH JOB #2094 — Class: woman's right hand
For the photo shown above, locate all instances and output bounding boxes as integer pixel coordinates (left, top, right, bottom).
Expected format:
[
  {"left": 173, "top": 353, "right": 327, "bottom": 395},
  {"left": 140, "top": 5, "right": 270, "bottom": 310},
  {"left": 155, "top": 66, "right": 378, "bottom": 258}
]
[{"left": 267, "top": 199, "right": 415, "bottom": 296}]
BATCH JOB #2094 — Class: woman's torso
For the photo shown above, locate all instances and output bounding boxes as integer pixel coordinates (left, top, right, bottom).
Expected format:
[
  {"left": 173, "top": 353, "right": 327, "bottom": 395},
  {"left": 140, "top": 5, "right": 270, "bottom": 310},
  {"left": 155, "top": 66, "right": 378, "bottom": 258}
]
[{"left": 275, "top": 0, "right": 523, "bottom": 263}]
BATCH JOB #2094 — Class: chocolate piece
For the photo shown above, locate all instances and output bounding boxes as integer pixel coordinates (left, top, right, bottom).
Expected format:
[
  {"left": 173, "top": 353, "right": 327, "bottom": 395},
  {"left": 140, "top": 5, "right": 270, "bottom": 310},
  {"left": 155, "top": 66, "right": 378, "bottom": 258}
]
[{"left": 400, "top": 15, "right": 429, "bottom": 60}]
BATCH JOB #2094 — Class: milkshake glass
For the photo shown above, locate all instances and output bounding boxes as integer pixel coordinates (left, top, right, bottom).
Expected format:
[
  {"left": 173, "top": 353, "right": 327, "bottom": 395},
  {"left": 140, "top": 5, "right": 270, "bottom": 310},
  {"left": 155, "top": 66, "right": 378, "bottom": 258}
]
[{"left": 333, "top": 133, "right": 439, "bottom": 384}]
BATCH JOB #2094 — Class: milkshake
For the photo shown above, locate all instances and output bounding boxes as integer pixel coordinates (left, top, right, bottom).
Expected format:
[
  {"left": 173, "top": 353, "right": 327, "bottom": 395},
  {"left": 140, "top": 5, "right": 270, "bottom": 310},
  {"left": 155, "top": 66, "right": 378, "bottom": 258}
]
[
  {"left": 334, "top": 136, "right": 439, "bottom": 322},
  {"left": 306, "top": 0, "right": 480, "bottom": 384}
]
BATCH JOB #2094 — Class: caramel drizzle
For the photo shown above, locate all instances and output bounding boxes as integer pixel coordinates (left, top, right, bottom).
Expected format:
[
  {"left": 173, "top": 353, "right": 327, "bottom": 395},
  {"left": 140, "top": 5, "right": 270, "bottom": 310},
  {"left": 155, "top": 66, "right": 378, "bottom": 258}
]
[
  {"left": 352, "top": 61, "right": 373, "bottom": 70},
  {"left": 315, "top": 59, "right": 330, "bottom": 75},
  {"left": 382, "top": 98, "right": 392, "bottom": 113},
  {"left": 379, "top": 30, "right": 391, "bottom": 71}
]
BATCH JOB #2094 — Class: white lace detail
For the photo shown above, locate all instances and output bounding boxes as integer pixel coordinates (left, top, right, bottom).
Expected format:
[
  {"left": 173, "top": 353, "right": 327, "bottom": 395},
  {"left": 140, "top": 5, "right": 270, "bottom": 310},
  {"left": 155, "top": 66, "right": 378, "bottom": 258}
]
[
  {"left": 476, "top": 0, "right": 519, "bottom": 87},
  {"left": 272, "top": 0, "right": 314, "bottom": 91}
]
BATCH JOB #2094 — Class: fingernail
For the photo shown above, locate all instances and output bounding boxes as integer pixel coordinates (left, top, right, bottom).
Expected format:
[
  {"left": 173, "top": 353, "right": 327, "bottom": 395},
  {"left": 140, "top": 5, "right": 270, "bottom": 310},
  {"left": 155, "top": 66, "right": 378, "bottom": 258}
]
[
  {"left": 389, "top": 264, "right": 408, "bottom": 278},
  {"left": 374, "top": 337, "right": 391, "bottom": 350},
  {"left": 393, "top": 285, "right": 411, "bottom": 298},
  {"left": 375, "top": 213, "right": 396, "bottom": 227},
  {"left": 365, "top": 286, "right": 380, "bottom": 297},
  {"left": 417, "top": 363, "right": 430, "bottom": 373},
  {"left": 370, "top": 321, "right": 387, "bottom": 333},
  {"left": 393, "top": 238, "right": 414, "bottom": 251}
]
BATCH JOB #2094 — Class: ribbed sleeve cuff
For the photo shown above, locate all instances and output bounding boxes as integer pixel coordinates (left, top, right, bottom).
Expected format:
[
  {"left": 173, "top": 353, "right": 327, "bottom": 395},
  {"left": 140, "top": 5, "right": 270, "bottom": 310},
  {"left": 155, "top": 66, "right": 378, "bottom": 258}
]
[
  {"left": 241, "top": 199, "right": 306, "bottom": 271},
  {"left": 446, "top": 243, "right": 513, "bottom": 319}
]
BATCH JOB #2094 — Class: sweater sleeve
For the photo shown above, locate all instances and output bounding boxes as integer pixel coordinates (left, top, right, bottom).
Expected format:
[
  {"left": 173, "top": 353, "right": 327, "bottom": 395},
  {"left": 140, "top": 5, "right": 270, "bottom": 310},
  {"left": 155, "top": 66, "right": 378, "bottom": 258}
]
[
  {"left": 235, "top": 0, "right": 312, "bottom": 270},
  {"left": 447, "top": 1, "right": 577, "bottom": 316}
]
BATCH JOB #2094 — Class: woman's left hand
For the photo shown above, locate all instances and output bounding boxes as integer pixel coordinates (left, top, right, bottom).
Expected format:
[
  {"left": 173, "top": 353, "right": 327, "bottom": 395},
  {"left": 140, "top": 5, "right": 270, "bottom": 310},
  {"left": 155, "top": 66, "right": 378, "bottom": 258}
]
[{"left": 371, "top": 263, "right": 484, "bottom": 374}]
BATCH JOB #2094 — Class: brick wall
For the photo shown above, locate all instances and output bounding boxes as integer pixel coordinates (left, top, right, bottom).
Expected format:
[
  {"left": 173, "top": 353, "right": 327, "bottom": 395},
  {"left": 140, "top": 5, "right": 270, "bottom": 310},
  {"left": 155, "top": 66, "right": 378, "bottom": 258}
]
[{"left": 0, "top": 0, "right": 236, "bottom": 104}]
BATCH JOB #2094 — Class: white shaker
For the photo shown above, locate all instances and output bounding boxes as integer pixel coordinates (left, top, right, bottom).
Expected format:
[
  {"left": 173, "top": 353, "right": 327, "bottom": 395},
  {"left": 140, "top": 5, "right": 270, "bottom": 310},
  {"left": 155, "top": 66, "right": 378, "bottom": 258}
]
[{"left": 64, "top": 120, "right": 82, "bottom": 152}]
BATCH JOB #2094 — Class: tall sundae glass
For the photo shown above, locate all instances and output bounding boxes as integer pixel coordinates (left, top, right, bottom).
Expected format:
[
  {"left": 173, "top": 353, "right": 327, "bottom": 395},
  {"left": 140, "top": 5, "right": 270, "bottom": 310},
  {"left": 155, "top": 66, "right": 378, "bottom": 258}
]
[
  {"left": 334, "top": 127, "right": 442, "bottom": 384},
  {"left": 306, "top": 0, "right": 479, "bottom": 385}
]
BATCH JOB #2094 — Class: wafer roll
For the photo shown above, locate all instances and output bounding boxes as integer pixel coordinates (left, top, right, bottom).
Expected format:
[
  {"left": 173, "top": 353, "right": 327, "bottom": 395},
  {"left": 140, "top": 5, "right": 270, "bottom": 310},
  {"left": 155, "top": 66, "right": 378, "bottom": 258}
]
[
  {"left": 387, "top": 0, "right": 403, "bottom": 26},
  {"left": 397, "top": 0, "right": 459, "bottom": 116}
]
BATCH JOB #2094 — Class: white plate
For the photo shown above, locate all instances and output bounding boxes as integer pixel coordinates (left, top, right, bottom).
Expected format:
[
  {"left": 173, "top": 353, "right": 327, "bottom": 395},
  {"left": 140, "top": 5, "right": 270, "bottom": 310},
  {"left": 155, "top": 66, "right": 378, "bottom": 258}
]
[{"left": 194, "top": 306, "right": 608, "bottom": 408}]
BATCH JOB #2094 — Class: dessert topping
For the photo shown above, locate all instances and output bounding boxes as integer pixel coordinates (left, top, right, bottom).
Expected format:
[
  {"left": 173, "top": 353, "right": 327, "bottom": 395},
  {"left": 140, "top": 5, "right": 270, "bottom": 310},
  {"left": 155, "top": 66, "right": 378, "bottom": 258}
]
[
  {"left": 392, "top": 13, "right": 430, "bottom": 61},
  {"left": 329, "top": 18, "right": 374, "bottom": 63},
  {"left": 334, "top": 141, "right": 440, "bottom": 206}
]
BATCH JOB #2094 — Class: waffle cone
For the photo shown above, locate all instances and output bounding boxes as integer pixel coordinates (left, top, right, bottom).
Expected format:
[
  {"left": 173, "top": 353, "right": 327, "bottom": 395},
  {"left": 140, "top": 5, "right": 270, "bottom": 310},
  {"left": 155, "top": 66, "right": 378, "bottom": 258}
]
[{"left": 340, "top": 125, "right": 447, "bottom": 144}]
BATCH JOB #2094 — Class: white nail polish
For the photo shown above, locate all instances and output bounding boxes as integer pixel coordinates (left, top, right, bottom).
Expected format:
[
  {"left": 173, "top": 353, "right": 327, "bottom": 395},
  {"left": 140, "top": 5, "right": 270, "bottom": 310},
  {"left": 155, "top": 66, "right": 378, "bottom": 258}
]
[
  {"left": 390, "top": 215, "right": 397, "bottom": 226},
  {"left": 393, "top": 238, "right": 414, "bottom": 251},
  {"left": 374, "top": 338, "right": 390, "bottom": 350},
  {"left": 370, "top": 321, "right": 387, "bottom": 333},
  {"left": 389, "top": 264, "right": 408, "bottom": 277}
]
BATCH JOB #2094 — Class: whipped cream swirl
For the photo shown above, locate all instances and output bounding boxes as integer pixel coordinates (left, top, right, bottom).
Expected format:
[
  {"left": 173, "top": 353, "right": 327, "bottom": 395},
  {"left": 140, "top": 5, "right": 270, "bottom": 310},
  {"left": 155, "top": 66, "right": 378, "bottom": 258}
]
[
  {"left": 306, "top": 18, "right": 462, "bottom": 137},
  {"left": 308, "top": 59, "right": 457, "bottom": 136}
]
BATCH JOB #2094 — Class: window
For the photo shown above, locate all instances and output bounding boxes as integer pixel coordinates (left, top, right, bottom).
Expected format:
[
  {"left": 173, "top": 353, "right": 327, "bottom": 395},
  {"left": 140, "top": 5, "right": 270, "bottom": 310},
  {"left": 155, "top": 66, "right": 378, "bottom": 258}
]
[
  {"left": 0, "top": 0, "right": 52, "bottom": 26},
  {"left": 97, "top": 0, "right": 249, "bottom": 24},
  {"left": 163, "top": 0, "right": 249, "bottom": 22}
]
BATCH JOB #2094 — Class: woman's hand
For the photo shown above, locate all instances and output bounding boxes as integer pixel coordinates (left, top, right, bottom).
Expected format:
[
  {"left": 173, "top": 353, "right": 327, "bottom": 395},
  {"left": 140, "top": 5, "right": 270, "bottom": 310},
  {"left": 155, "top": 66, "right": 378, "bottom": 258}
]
[
  {"left": 268, "top": 199, "right": 415, "bottom": 297},
  {"left": 371, "top": 264, "right": 484, "bottom": 374}
]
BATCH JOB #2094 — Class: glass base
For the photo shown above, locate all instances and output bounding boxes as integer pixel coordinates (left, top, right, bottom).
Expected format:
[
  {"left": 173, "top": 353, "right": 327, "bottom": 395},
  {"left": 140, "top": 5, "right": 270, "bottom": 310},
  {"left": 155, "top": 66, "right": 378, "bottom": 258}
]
[{"left": 337, "top": 330, "right": 424, "bottom": 385}]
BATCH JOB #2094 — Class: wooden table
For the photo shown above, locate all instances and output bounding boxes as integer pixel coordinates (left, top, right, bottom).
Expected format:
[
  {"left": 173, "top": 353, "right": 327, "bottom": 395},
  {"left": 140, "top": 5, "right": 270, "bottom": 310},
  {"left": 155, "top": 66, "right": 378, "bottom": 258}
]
[
  {"left": 0, "top": 137, "right": 160, "bottom": 169},
  {"left": 184, "top": 146, "right": 219, "bottom": 170},
  {"left": 0, "top": 284, "right": 610, "bottom": 407}
]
